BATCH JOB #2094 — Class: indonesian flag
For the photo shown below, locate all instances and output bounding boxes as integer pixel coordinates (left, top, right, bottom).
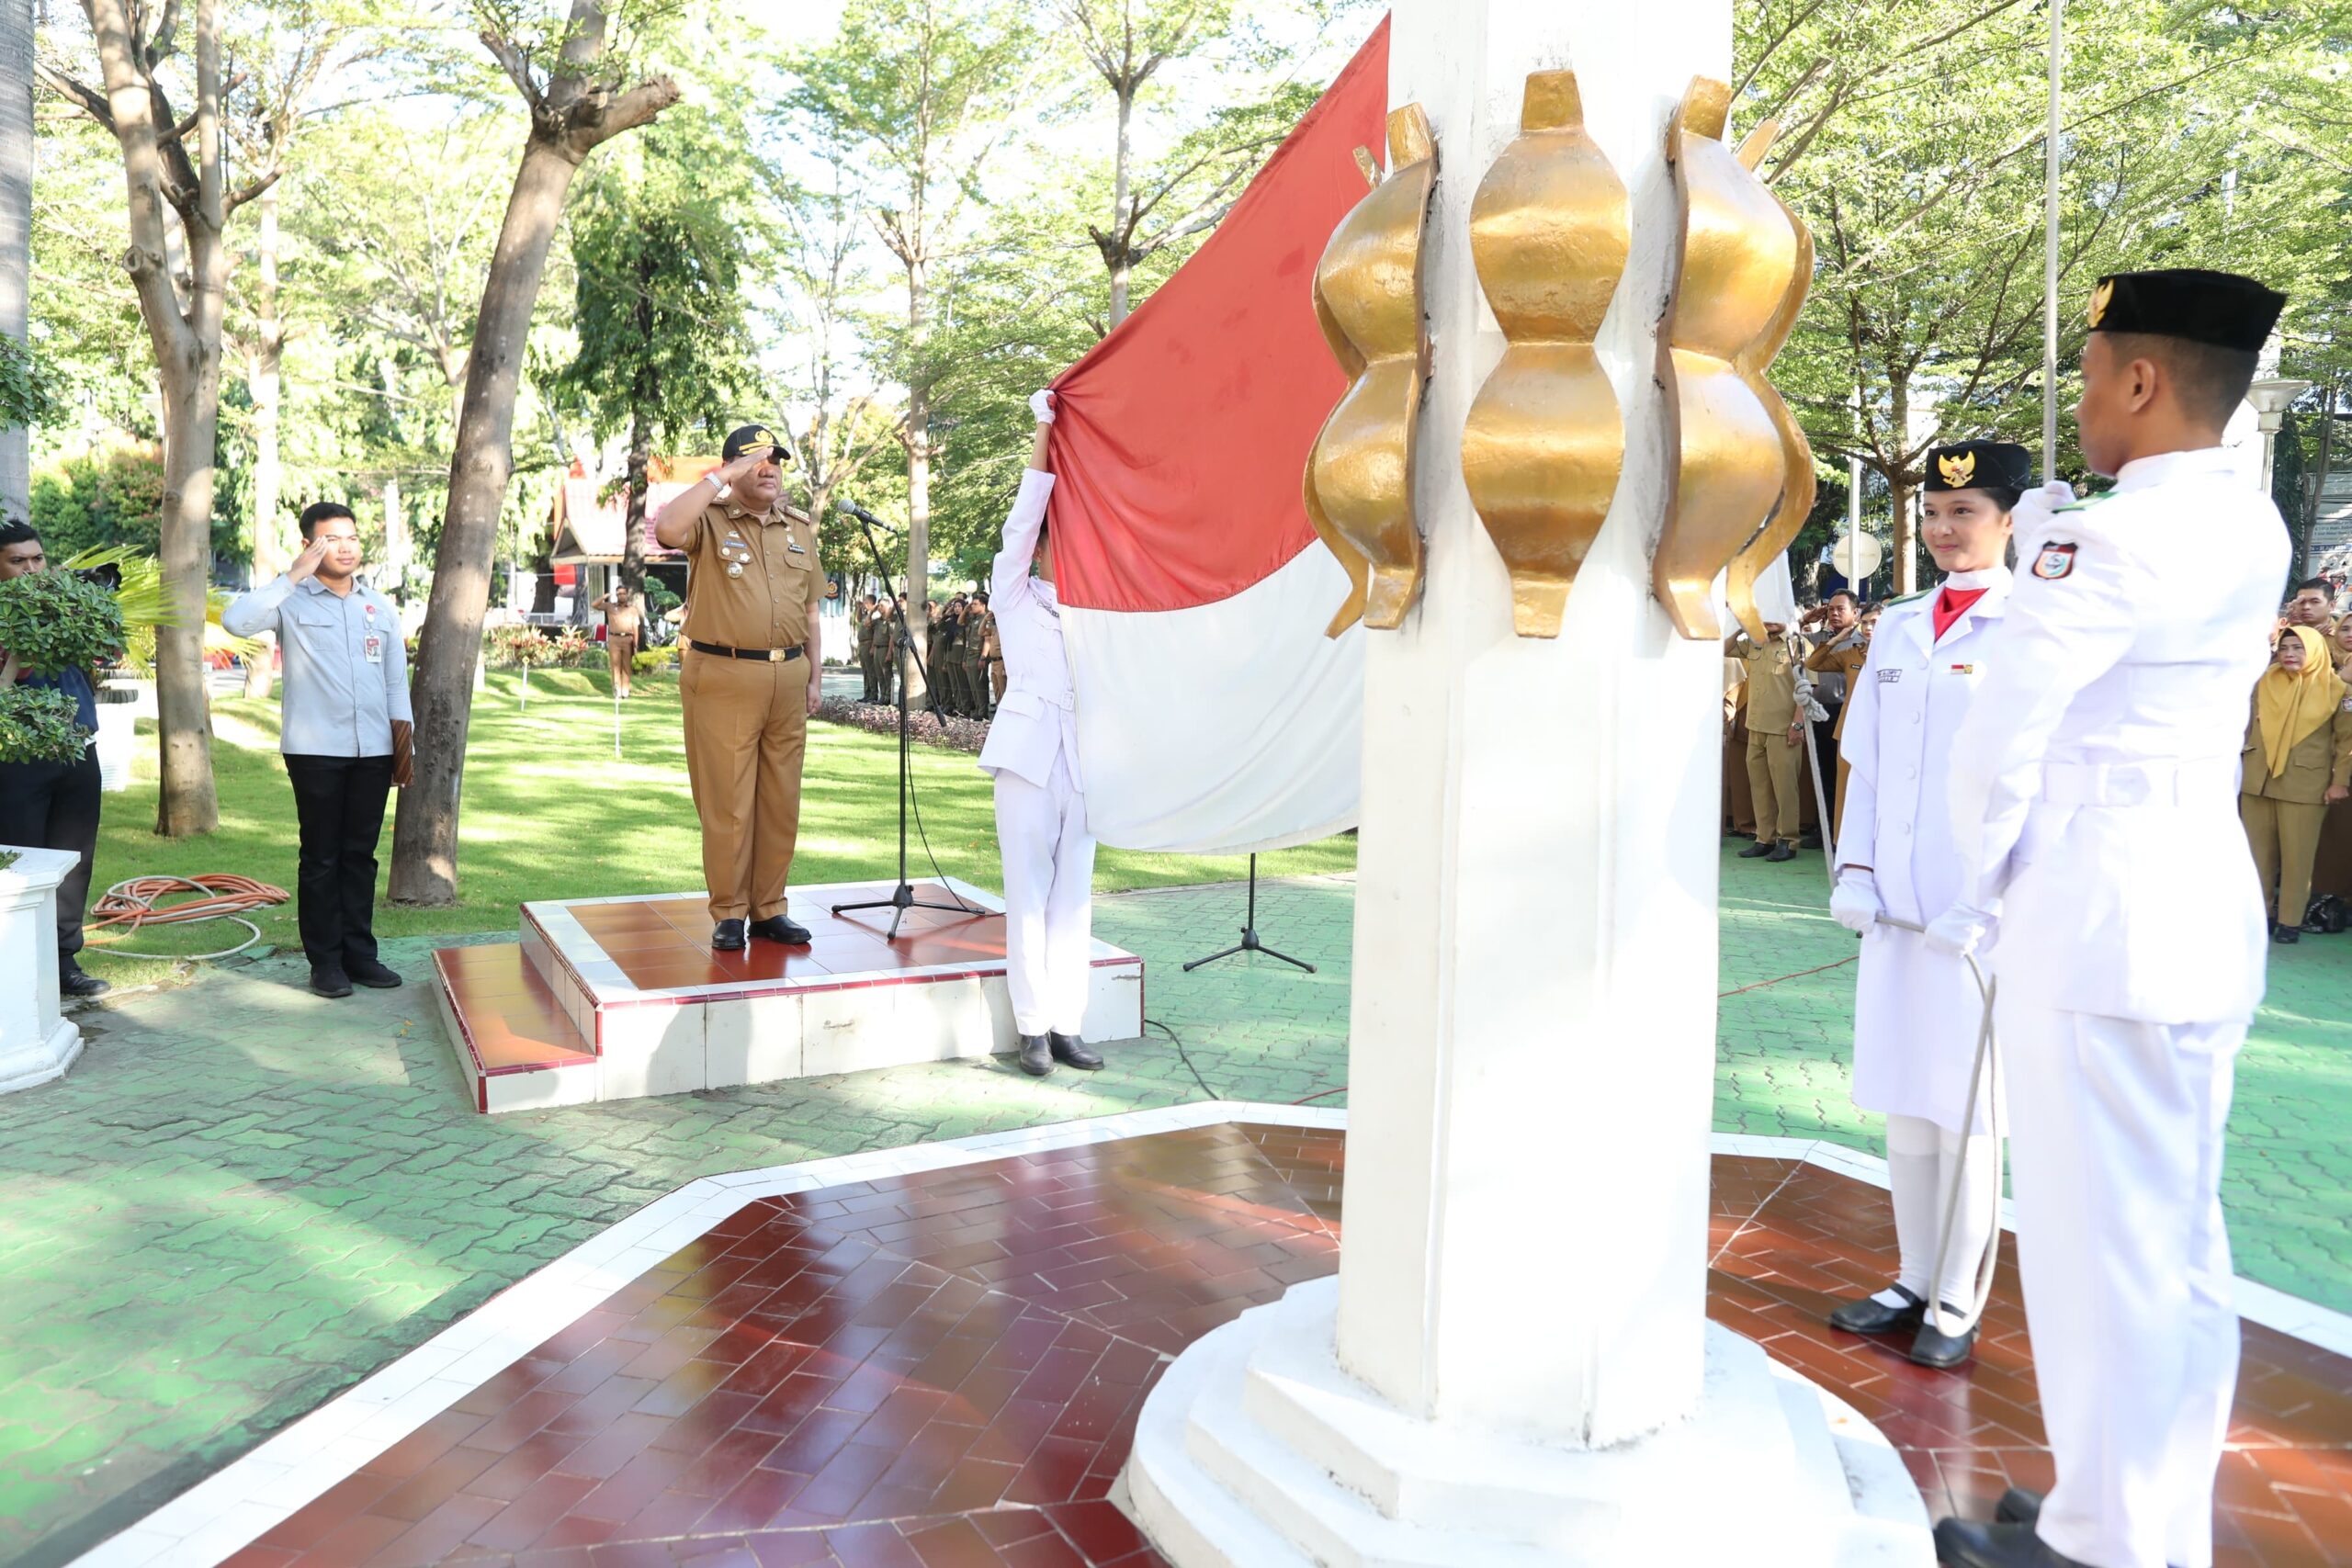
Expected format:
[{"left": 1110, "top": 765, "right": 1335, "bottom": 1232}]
[{"left": 1043, "top": 20, "right": 1389, "bottom": 854}]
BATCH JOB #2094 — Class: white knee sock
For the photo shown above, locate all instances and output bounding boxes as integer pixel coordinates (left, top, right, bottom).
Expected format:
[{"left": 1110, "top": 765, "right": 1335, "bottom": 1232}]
[{"left": 1883, "top": 1113, "right": 1944, "bottom": 1304}]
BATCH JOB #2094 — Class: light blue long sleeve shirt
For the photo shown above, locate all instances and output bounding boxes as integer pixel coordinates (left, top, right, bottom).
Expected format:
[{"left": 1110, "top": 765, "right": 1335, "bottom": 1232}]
[{"left": 221, "top": 574, "right": 412, "bottom": 757}]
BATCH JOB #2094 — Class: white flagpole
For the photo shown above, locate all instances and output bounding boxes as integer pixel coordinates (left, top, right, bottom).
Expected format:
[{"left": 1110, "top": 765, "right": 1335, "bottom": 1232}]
[{"left": 2043, "top": 0, "right": 2065, "bottom": 475}]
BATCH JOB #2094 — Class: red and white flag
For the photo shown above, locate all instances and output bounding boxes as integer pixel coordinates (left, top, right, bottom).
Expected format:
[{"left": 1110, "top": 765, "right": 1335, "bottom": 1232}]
[{"left": 1043, "top": 21, "right": 1388, "bottom": 853}]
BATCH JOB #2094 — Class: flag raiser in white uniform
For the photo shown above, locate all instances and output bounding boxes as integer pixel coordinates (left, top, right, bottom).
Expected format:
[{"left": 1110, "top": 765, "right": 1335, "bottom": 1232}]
[{"left": 1943, "top": 447, "right": 2290, "bottom": 1568}]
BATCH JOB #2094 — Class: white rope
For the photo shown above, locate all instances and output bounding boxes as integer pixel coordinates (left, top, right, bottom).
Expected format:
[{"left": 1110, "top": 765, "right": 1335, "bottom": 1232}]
[{"left": 2044, "top": 0, "right": 2066, "bottom": 473}]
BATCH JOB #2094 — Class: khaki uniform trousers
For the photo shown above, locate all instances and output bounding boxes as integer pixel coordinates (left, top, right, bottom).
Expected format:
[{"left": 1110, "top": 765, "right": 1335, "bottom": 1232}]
[
  {"left": 607, "top": 632, "right": 637, "bottom": 694},
  {"left": 2242, "top": 794, "right": 2327, "bottom": 926},
  {"left": 990, "top": 659, "right": 1008, "bottom": 706},
  {"left": 681, "top": 651, "right": 808, "bottom": 922},
  {"left": 1746, "top": 728, "right": 1802, "bottom": 845}
]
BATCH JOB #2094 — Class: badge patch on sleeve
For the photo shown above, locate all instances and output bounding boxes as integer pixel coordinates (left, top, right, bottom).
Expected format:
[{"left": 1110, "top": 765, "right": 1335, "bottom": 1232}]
[{"left": 2031, "top": 540, "right": 2079, "bottom": 581}]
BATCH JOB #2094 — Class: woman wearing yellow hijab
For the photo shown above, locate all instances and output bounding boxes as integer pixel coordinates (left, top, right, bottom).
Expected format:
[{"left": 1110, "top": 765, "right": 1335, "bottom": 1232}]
[{"left": 2241, "top": 624, "right": 2352, "bottom": 943}]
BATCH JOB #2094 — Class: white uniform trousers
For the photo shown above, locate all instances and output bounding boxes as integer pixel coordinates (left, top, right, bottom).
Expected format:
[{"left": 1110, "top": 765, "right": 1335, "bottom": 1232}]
[
  {"left": 1999, "top": 994, "right": 2242, "bottom": 1568},
  {"left": 993, "top": 748, "right": 1097, "bottom": 1037},
  {"left": 1884, "top": 1113, "right": 1999, "bottom": 1318}
]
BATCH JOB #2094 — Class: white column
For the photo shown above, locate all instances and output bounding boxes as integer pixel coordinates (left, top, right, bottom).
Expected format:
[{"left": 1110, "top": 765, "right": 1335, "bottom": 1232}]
[
  {"left": 0, "top": 846, "right": 86, "bottom": 1094},
  {"left": 1334, "top": 0, "right": 1726, "bottom": 1449}
]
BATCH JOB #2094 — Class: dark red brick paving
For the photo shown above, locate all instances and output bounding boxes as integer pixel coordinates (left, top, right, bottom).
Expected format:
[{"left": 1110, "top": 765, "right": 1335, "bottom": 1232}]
[{"left": 217, "top": 1125, "right": 2350, "bottom": 1567}]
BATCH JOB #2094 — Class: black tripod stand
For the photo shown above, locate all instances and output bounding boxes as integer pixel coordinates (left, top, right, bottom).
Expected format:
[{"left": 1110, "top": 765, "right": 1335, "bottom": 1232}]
[
  {"left": 829, "top": 502, "right": 976, "bottom": 941},
  {"left": 1182, "top": 854, "right": 1315, "bottom": 973}
]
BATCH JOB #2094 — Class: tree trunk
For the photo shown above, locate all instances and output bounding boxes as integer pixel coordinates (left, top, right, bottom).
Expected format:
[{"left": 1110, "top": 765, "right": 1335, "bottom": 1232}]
[
  {"left": 0, "top": 0, "right": 31, "bottom": 519},
  {"left": 1888, "top": 378, "right": 1916, "bottom": 596},
  {"left": 901, "top": 254, "right": 933, "bottom": 711},
  {"left": 621, "top": 403, "right": 649, "bottom": 594},
  {"left": 153, "top": 349, "right": 222, "bottom": 833},
  {"left": 1106, "top": 82, "right": 1135, "bottom": 330},
  {"left": 243, "top": 181, "right": 285, "bottom": 698},
  {"left": 391, "top": 137, "right": 583, "bottom": 905}
]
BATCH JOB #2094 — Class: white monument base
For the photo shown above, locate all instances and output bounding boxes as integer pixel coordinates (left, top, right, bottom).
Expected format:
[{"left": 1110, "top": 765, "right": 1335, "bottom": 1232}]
[
  {"left": 0, "top": 845, "right": 85, "bottom": 1095},
  {"left": 1126, "top": 1278, "right": 1933, "bottom": 1567}
]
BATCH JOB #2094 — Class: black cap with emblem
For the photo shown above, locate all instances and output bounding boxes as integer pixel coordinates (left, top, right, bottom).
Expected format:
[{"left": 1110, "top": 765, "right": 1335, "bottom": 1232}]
[
  {"left": 1923, "top": 440, "right": 2034, "bottom": 494},
  {"left": 722, "top": 423, "right": 788, "bottom": 464},
  {"left": 2085, "top": 269, "right": 2285, "bottom": 353}
]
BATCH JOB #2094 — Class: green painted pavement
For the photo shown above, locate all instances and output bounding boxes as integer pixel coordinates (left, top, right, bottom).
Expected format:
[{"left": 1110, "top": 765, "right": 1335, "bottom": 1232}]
[{"left": 1, "top": 850, "right": 2346, "bottom": 1566}]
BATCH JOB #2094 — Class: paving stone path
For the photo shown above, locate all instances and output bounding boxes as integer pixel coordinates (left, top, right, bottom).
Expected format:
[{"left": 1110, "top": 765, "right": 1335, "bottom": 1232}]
[{"left": 1, "top": 847, "right": 2345, "bottom": 1566}]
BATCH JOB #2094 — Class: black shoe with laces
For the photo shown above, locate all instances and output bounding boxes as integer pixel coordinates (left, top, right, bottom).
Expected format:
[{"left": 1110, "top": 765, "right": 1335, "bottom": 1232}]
[
  {"left": 749, "top": 915, "right": 813, "bottom": 945},
  {"left": 60, "top": 964, "right": 110, "bottom": 998},
  {"left": 346, "top": 957, "right": 403, "bottom": 989}
]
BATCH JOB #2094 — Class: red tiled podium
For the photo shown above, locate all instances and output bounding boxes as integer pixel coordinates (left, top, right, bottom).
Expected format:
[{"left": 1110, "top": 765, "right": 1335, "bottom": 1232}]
[{"left": 432, "top": 880, "right": 1145, "bottom": 1113}]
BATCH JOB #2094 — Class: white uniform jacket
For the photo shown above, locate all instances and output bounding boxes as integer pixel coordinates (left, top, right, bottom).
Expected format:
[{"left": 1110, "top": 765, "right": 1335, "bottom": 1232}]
[
  {"left": 1947, "top": 447, "right": 2290, "bottom": 1024},
  {"left": 1838, "top": 569, "right": 2010, "bottom": 1133},
  {"left": 976, "top": 469, "right": 1083, "bottom": 793}
]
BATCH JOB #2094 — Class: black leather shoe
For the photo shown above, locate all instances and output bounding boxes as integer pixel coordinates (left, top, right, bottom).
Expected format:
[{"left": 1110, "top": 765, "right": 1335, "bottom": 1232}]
[
  {"left": 1932, "top": 1518, "right": 2088, "bottom": 1566},
  {"left": 1765, "top": 841, "right": 1798, "bottom": 863},
  {"left": 1738, "top": 840, "right": 1774, "bottom": 858},
  {"left": 1049, "top": 1032, "right": 1103, "bottom": 1070},
  {"left": 1909, "top": 1307, "right": 1977, "bottom": 1369},
  {"left": 2272, "top": 922, "right": 2301, "bottom": 945},
  {"left": 711, "top": 919, "right": 747, "bottom": 952},
  {"left": 1827, "top": 1284, "right": 1925, "bottom": 1336},
  {"left": 1995, "top": 1489, "right": 2042, "bottom": 1526},
  {"left": 311, "top": 966, "right": 354, "bottom": 998},
  {"left": 1018, "top": 1033, "right": 1053, "bottom": 1077},
  {"left": 1799, "top": 831, "right": 1823, "bottom": 850},
  {"left": 60, "top": 965, "right": 110, "bottom": 998},
  {"left": 749, "top": 915, "right": 813, "bottom": 946},
  {"left": 345, "top": 957, "right": 403, "bottom": 989}
]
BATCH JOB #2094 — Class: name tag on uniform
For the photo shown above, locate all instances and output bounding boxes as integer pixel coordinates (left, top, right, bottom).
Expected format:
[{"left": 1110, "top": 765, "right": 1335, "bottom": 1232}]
[
  {"left": 1948, "top": 663, "right": 1974, "bottom": 674},
  {"left": 1878, "top": 668, "right": 1902, "bottom": 684},
  {"left": 786, "top": 539, "right": 808, "bottom": 554},
  {"left": 364, "top": 634, "right": 384, "bottom": 664}
]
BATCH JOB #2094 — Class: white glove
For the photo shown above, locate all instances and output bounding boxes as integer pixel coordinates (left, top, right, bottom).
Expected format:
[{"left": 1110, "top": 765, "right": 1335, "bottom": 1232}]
[
  {"left": 1923, "top": 901, "right": 1997, "bottom": 960},
  {"left": 2009, "top": 479, "right": 2075, "bottom": 538},
  {"left": 1029, "top": 389, "right": 1057, "bottom": 424},
  {"left": 1829, "top": 871, "right": 1880, "bottom": 936}
]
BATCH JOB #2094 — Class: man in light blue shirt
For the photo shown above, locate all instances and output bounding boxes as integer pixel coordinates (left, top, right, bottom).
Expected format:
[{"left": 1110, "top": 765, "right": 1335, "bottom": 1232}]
[{"left": 222, "top": 502, "right": 413, "bottom": 998}]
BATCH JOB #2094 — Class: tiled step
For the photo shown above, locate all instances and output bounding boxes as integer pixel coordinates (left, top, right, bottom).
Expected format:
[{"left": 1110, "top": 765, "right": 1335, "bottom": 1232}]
[{"left": 431, "top": 944, "right": 599, "bottom": 1113}]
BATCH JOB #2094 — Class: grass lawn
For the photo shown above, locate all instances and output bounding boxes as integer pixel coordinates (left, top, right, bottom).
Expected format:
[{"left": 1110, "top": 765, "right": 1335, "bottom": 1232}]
[{"left": 74, "top": 667, "right": 1355, "bottom": 983}]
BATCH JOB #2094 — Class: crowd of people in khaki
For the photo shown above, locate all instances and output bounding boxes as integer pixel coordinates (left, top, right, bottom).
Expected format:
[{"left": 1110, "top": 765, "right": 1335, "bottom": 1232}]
[
  {"left": 1724, "top": 568, "right": 2352, "bottom": 941},
  {"left": 847, "top": 590, "right": 1001, "bottom": 719}
]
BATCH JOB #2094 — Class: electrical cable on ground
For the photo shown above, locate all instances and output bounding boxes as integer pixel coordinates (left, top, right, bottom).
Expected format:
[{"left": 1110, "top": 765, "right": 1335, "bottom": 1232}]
[
  {"left": 1145, "top": 1017, "right": 1217, "bottom": 1100},
  {"left": 87, "top": 874, "right": 288, "bottom": 962}
]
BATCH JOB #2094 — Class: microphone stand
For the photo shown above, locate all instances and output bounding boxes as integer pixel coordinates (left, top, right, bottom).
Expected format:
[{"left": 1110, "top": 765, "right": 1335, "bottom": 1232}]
[
  {"left": 829, "top": 502, "right": 977, "bottom": 940},
  {"left": 1183, "top": 853, "right": 1315, "bottom": 974}
]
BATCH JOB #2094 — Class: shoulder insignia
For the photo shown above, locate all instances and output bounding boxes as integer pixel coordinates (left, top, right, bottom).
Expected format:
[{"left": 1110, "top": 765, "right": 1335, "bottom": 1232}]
[
  {"left": 2031, "top": 540, "right": 2079, "bottom": 581},
  {"left": 1885, "top": 589, "right": 1932, "bottom": 607},
  {"left": 2054, "top": 491, "right": 2113, "bottom": 513}
]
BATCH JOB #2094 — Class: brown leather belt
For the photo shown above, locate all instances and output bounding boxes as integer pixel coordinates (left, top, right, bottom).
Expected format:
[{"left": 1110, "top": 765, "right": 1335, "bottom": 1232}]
[{"left": 688, "top": 639, "right": 806, "bottom": 662}]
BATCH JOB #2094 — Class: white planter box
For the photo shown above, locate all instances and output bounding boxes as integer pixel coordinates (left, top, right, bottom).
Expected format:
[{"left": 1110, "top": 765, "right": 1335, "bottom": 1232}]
[{"left": 0, "top": 845, "right": 85, "bottom": 1093}]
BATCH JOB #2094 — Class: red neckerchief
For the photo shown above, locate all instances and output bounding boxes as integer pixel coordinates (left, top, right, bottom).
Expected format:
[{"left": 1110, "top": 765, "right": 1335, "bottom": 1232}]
[{"left": 1933, "top": 586, "right": 1987, "bottom": 643}]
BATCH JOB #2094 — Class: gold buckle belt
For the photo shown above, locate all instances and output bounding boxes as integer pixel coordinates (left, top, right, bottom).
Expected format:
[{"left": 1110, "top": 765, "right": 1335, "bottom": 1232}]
[{"left": 689, "top": 639, "right": 806, "bottom": 663}]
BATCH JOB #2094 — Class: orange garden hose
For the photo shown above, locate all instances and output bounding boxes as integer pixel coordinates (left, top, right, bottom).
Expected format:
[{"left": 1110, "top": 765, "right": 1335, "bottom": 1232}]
[{"left": 87, "top": 874, "right": 289, "bottom": 961}]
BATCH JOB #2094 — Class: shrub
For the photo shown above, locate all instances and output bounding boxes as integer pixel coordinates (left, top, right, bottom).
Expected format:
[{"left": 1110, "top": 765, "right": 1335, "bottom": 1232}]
[
  {"left": 631, "top": 645, "right": 677, "bottom": 674},
  {"left": 0, "top": 568, "right": 126, "bottom": 675},
  {"left": 0, "top": 685, "right": 88, "bottom": 764}
]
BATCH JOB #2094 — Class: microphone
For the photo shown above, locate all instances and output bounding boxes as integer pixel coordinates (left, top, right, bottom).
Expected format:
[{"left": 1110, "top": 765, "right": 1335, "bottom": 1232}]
[{"left": 837, "top": 498, "right": 903, "bottom": 536}]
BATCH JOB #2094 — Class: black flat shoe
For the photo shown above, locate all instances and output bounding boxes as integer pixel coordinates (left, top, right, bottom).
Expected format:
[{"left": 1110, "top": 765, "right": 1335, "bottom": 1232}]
[
  {"left": 1738, "top": 840, "right": 1774, "bottom": 858},
  {"left": 1049, "top": 1032, "right": 1103, "bottom": 1070},
  {"left": 1018, "top": 1033, "right": 1054, "bottom": 1077},
  {"left": 2272, "top": 922, "right": 2301, "bottom": 945},
  {"left": 1996, "top": 1489, "right": 2042, "bottom": 1526},
  {"left": 310, "top": 967, "right": 354, "bottom": 998},
  {"left": 345, "top": 958, "right": 403, "bottom": 989},
  {"left": 711, "top": 919, "right": 747, "bottom": 952},
  {"left": 749, "top": 915, "right": 813, "bottom": 945},
  {"left": 1932, "top": 1518, "right": 2087, "bottom": 1566},
  {"left": 1909, "top": 1307, "right": 1977, "bottom": 1369},
  {"left": 60, "top": 965, "right": 110, "bottom": 998},
  {"left": 1827, "top": 1285, "right": 1925, "bottom": 1336},
  {"left": 1765, "top": 842, "right": 1798, "bottom": 863}
]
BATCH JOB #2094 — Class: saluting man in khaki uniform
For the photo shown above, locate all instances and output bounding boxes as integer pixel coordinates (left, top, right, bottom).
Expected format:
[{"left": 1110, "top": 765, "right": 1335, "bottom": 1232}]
[
  {"left": 652, "top": 424, "right": 824, "bottom": 950},
  {"left": 1726, "top": 624, "right": 1807, "bottom": 861}
]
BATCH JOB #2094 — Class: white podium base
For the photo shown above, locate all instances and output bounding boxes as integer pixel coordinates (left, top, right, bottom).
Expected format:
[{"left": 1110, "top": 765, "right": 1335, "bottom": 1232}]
[
  {"left": 0, "top": 1015, "right": 84, "bottom": 1095},
  {"left": 1125, "top": 1278, "right": 1934, "bottom": 1568}
]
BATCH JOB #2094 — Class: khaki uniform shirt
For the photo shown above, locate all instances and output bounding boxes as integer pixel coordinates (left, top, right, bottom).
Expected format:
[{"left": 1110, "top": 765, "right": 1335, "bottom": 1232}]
[
  {"left": 681, "top": 500, "right": 823, "bottom": 652},
  {"left": 1805, "top": 638, "right": 1869, "bottom": 738},
  {"left": 2241, "top": 700, "right": 2352, "bottom": 806},
  {"left": 1734, "top": 634, "right": 1802, "bottom": 732},
  {"left": 600, "top": 597, "right": 642, "bottom": 639}
]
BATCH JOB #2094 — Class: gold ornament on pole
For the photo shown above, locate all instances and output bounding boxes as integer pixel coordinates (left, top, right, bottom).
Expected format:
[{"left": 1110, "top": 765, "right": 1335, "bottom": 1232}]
[
  {"left": 1650, "top": 77, "right": 1805, "bottom": 641},
  {"left": 1459, "top": 71, "right": 1631, "bottom": 638},
  {"left": 1721, "top": 120, "right": 1818, "bottom": 642},
  {"left": 1305, "top": 105, "right": 1439, "bottom": 634}
]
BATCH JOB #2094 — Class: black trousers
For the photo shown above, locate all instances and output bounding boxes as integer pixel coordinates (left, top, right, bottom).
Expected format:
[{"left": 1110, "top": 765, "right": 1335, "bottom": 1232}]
[
  {"left": 284, "top": 753, "right": 393, "bottom": 973},
  {"left": 1812, "top": 704, "right": 1843, "bottom": 832},
  {"left": 0, "top": 744, "right": 102, "bottom": 962}
]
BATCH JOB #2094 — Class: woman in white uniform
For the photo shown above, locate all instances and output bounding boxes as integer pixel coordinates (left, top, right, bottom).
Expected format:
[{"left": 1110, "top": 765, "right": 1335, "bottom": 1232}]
[
  {"left": 978, "top": 390, "right": 1104, "bottom": 1078},
  {"left": 1826, "top": 439, "right": 2054, "bottom": 1370}
]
